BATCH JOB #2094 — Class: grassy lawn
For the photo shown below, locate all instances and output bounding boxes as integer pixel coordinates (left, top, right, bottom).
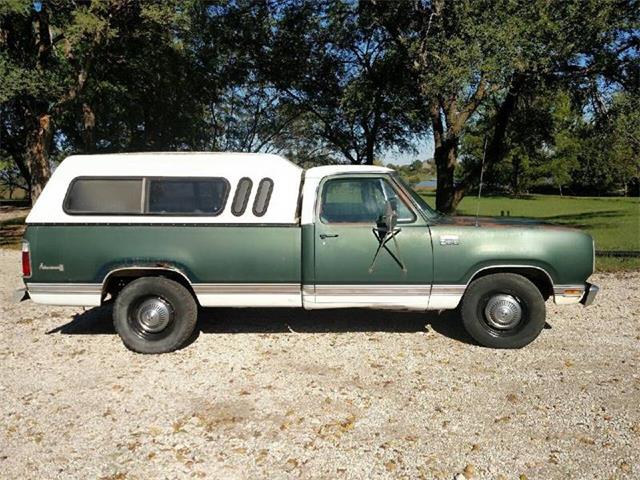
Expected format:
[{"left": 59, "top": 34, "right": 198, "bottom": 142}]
[{"left": 419, "top": 192, "right": 640, "bottom": 271}]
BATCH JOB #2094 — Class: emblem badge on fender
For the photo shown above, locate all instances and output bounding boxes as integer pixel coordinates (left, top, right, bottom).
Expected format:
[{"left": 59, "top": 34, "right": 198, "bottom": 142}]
[
  {"left": 440, "top": 235, "right": 459, "bottom": 246},
  {"left": 39, "top": 263, "right": 65, "bottom": 272}
]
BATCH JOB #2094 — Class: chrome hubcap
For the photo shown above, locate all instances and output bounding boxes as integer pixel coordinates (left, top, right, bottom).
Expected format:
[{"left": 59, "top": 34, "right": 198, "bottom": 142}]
[
  {"left": 484, "top": 294, "right": 522, "bottom": 329},
  {"left": 136, "top": 297, "right": 172, "bottom": 333}
]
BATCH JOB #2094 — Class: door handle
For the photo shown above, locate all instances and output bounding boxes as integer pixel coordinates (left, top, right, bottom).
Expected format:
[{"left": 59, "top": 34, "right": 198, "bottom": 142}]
[{"left": 319, "top": 233, "right": 339, "bottom": 239}]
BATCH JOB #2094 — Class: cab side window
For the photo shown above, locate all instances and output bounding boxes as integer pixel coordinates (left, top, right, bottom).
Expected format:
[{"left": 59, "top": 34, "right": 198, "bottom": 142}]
[{"left": 320, "top": 177, "right": 415, "bottom": 224}]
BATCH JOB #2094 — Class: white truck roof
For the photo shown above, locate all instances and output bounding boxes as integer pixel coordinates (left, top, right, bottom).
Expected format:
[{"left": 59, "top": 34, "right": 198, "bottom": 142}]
[
  {"left": 27, "top": 152, "right": 395, "bottom": 225},
  {"left": 305, "top": 164, "right": 393, "bottom": 178}
]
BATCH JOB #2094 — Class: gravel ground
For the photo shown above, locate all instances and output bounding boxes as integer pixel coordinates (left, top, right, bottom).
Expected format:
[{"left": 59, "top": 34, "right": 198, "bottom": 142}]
[{"left": 1, "top": 249, "right": 638, "bottom": 480}]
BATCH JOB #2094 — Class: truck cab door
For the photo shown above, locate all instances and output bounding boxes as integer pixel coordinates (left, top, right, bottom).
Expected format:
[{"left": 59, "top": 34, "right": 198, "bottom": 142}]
[{"left": 308, "top": 175, "right": 433, "bottom": 309}]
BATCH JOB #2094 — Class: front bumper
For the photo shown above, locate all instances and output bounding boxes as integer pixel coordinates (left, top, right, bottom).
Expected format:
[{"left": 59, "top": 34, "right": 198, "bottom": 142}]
[
  {"left": 580, "top": 283, "right": 599, "bottom": 307},
  {"left": 553, "top": 282, "right": 599, "bottom": 306}
]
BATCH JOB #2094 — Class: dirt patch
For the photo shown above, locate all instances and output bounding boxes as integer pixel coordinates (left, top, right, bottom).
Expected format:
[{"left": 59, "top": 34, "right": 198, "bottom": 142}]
[{"left": 0, "top": 249, "right": 638, "bottom": 479}]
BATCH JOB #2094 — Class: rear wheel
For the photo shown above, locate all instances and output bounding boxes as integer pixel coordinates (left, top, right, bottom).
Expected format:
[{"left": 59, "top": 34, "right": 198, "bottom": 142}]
[
  {"left": 113, "top": 277, "right": 197, "bottom": 354},
  {"left": 461, "top": 273, "right": 546, "bottom": 348}
]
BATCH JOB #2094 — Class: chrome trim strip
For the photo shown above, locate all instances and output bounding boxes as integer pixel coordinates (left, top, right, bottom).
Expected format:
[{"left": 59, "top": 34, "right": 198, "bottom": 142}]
[
  {"left": 431, "top": 284, "right": 466, "bottom": 295},
  {"left": 314, "top": 285, "right": 431, "bottom": 296},
  {"left": 302, "top": 284, "right": 315, "bottom": 295},
  {"left": 193, "top": 283, "right": 300, "bottom": 295},
  {"left": 27, "top": 281, "right": 300, "bottom": 296},
  {"left": 428, "top": 285, "right": 465, "bottom": 310},
  {"left": 27, "top": 222, "right": 300, "bottom": 227},
  {"left": 26, "top": 283, "right": 102, "bottom": 294},
  {"left": 466, "top": 265, "right": 555, "bottom": 289},
  {"left": 102, "top": 266, "right": 192, "bottom": 287}
]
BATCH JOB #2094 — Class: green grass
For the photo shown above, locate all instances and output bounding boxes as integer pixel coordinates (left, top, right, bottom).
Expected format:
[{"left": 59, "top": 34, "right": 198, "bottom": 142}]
[{"left": 419, "top": 192, "right": 640, "bottom": 272}]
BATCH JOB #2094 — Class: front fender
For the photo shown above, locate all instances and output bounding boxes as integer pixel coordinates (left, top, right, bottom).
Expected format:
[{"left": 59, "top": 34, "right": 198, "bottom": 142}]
[{"left": 430, "top": 224, "right": 593, "bottom": 286}]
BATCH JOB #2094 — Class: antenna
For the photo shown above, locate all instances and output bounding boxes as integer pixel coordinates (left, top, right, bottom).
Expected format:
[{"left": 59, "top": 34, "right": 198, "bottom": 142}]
[{"left": 475, "top": 137, "right": 488, "bottom": 227}]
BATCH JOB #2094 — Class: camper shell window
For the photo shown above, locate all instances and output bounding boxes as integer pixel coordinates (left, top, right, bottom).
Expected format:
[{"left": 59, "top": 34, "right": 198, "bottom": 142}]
[
  {"left": 231, "top": 177, "right": 253, "bottom": 216},
  {"left": 252, "top": 178, "right": 274, "bottom": 217},
  {"left": 64, "top": 176, "right": 230, "bottom": 216},
  {"left": 146, "top": 178, "right": 229, "bottom": 216},
  {"left": 64, "top": 178, "right": 144, "bottom": 215}
]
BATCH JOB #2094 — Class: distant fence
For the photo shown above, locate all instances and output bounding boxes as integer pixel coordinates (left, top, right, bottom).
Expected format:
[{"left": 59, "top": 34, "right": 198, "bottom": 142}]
[{"left": 596, "top": 250, "right": 640, "bottom": 258}]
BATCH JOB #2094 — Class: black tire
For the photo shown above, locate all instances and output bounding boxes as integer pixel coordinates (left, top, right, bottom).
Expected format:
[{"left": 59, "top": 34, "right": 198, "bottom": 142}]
[
  {"left": 460, "top": 273, "right": 546, "bottom": 349},
  {"left": 113, "top": 277, "right": 197, "bottom": 354}
]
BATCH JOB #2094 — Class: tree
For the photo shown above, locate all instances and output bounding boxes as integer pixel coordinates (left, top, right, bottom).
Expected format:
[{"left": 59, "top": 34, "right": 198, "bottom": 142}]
[
  {"left": 56, "top": 1, "right": 211, "bottom": 154},
  {"left": 607, "top": 92, "right": 640, "bottom": 194},
  {"left": 368, "top": 0, "right": 640, "bottom": 212},
  {"left": 2, "top": 0, "right": 637, "bottom": 205},
  {"left": 1, "top": 0, "right": 119, "bottom": 200},
  {"left": 259, "top": 0, "right": 423, "bottom": 165},
  {"left": 0, "top": 157, "right": 28, "bottom": 199},
  {"left": 572, "top": 92, "right": 640, "bottom": 195},
  {"left": 391, "top": 159, "right": 434, "bottom": 185}
]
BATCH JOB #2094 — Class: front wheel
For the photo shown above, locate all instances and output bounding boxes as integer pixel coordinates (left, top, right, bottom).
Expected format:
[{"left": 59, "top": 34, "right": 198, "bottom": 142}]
[
  {"left": 113, "top": 277, "right": 198, "bottom": 354},
  {"left": 460, "top": 273, "right": 546, "bottom": 348}
]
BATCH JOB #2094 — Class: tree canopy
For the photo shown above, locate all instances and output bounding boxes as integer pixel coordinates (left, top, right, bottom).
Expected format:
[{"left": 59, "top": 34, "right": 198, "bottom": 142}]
[{"left": 1, "top": 0, "right": 638, "bottom": 210}]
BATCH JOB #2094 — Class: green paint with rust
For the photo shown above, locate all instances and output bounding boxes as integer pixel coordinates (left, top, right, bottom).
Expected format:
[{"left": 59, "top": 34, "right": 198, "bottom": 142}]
[
  {"left": 313, "top": 223, "right": 433, "bottom": 285},
  {"left": 428, "top": 216, "right": 594, "bottom": 285},
  {"left": 310, "top": 173, "right": 433, "bottom": 286},
  {"left": 301, "top": 224, "right": 315, "bottom": 286},
  {"left": 24, "top": 225, "right": 301, "bottom": 284},
  {"left": 24, "top": 210, "right": 595, "bottom": 289}
]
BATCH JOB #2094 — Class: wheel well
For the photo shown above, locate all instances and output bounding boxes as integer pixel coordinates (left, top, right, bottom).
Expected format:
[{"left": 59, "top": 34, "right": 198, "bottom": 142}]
[
  {"left": 102, "top": 268, "right": 198, "bottom": 305},
  {"left": 469, "top": 267, "right": 554, "bottom": 300}
]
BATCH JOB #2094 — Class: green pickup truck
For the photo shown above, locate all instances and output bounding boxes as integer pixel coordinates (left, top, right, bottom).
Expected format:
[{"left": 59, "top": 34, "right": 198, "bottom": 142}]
[{"left": 18, "top": 153, "right": 598, "bottom": 353}]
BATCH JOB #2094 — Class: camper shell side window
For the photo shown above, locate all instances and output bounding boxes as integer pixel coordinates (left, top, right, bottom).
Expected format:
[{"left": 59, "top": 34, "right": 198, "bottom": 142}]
[
  {"left": 64, "top": 177, "right": 144, "bottom": 215},
  {"left": 252, "top": 178, "right": 274, "bottom": 217},
  {"left": 64, "top": 176, "right": 231, "bottom": 216},
  {"left": 231, "top": 177, "right": 253, "bottom": 216},
  {"left": 145, "top": 178, "right": 230, "bottom": 216}
]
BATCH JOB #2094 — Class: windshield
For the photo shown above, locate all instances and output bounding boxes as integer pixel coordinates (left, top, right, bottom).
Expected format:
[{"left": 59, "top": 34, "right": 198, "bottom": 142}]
[{"left": 393, "top": 175, "right": 441, "bottom": 220}]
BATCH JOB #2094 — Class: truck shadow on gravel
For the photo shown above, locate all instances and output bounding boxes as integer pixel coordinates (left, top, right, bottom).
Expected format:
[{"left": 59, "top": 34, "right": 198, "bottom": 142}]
[{"left": 46, "top": 305, "right": 476, "bottom": 345}]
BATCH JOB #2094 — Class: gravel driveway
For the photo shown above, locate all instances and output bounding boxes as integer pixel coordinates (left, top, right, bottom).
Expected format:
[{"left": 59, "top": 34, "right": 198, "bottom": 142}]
[{"left": 1, "top": 248, "right": 638, "bottom": 479}]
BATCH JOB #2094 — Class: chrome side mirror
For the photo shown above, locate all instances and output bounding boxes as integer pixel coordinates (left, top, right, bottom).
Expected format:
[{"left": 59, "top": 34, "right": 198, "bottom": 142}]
[{"left": 377, "top": 199, "right": 398, "bottom": 233}]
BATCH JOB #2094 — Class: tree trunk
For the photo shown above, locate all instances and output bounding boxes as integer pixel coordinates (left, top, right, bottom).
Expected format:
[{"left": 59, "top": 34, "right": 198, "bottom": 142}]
[
  {"left": 486, "top": 74, "right": 525, "bottom": 165},
  {"left": 512, "top": 155, "right": 521, "bottom": 195},
  {"left": 430, "top": 76, "right": 491, "bottom": 214},
  {"left": 434, "top": 137, "right": 464, "bottom": 213},
  {"left": 26, "top": 113, "right": 53, "bottom": 202},
  {"left": 82, "top": 102, "right": 96, "bottom": 153},
  {"left": 364, "top": 134, "right": 375, "bottom": 165}
]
